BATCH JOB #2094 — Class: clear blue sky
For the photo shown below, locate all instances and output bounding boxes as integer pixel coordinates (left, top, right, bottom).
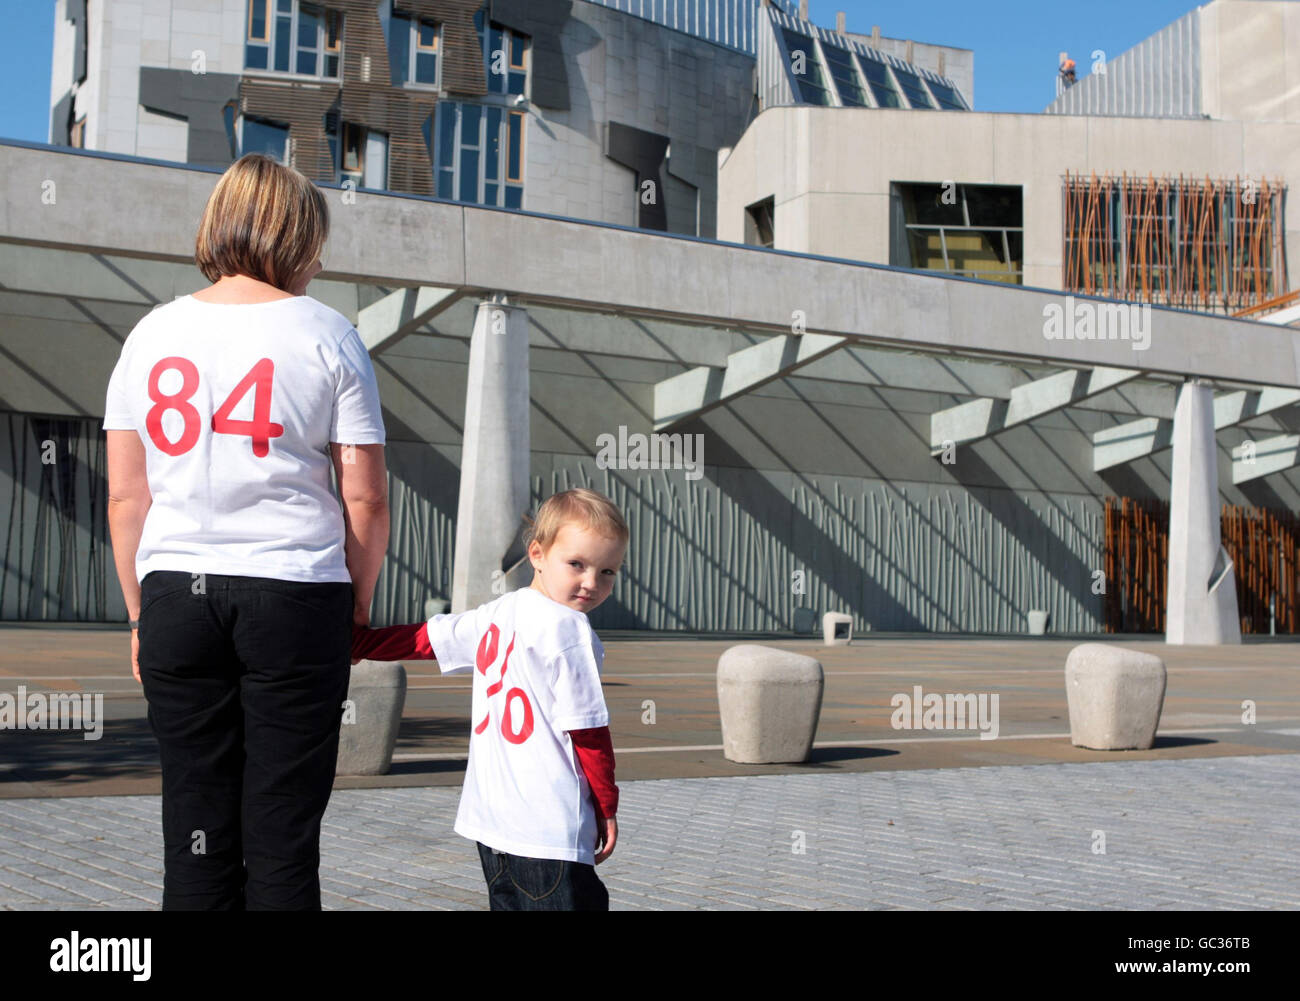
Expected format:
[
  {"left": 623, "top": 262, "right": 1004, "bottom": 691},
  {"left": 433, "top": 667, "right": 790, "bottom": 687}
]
[{"left": 1, "top": 0, "right": 1203, "bottom": 143}]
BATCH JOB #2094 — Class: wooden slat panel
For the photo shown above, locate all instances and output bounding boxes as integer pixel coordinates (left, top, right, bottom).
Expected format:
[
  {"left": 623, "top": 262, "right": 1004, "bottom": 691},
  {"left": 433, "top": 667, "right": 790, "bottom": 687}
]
[{"left": 241, "top": 1, "right": 487, "bottom": 196}]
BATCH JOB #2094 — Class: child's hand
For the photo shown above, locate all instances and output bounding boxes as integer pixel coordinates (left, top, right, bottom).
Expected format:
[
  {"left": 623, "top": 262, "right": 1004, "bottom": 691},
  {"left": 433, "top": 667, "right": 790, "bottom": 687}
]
[{"left": 594, "top": 814, "right": 617, "bottom": 864}]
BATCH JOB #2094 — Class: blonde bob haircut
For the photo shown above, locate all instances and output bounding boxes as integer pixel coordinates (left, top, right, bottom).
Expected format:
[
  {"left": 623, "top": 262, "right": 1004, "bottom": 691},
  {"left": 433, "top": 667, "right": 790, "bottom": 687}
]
[
  {"left": 195, "top": 153, "right": 328, "bottom": 292},
  {"left": 526, "top": 488, "right": 629, "bottom": 554}
]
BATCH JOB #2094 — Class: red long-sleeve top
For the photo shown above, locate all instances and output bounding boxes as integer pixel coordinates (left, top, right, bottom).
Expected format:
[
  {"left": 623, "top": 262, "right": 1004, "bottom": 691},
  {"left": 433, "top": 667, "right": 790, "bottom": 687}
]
[{"left": 352, "top": 622, "right": 619, "bottom": 819}]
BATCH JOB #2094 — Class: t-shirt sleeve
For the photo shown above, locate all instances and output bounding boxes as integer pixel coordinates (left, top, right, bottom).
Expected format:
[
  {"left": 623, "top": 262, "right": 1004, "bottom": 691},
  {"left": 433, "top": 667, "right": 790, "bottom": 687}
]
[
  {"left": 425, "top": 609, "right": 485, "bottom": 676},
  {"left": 329, "top": 327, "right": 386, "bottom": 445},
  {"left": 102, "top": 343, "right": 135, "bottom": 431},
  {"left": 549, "top": 641, "right": 609, "bottom": 732}
]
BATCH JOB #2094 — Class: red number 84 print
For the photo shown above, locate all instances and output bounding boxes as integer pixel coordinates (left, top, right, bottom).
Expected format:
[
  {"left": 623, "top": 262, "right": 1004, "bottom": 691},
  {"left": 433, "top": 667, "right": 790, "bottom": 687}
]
[
  {"left": 145, "top": 356, "right": 284, "bottom": 457},
  {"left": 473, "top": 623, "right": 535, "bottom": 745}
]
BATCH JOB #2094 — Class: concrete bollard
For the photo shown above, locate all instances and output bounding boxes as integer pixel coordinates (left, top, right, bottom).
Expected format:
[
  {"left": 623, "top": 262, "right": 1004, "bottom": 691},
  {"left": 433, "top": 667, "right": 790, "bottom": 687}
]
[
  {"left": 822, "top": 612, "right": 852, "bottom": 646},
  {"left": 1064, "top": 643, "right": 1166, "bottom": 750},
  {"left": 1027, "top": 610, "right": 1048, "bottom": 635},
  {"left": 717, "top": 644, "right": 824, "bottom": 763},
  {"left": 336, "top": 659, "right": 408, "bottom": 775}
]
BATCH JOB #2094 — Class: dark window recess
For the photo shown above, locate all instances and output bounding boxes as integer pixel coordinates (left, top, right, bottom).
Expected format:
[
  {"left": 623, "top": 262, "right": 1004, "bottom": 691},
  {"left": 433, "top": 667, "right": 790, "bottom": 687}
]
[
  {"left": 242, "top": 117, "right": 289, "bottom": 162},
  {"left": 745, "top": 197, "right": 775, "bottom": 249},
  {"left": 891, "top": 182, "right": 1023, "bottom": 284}
]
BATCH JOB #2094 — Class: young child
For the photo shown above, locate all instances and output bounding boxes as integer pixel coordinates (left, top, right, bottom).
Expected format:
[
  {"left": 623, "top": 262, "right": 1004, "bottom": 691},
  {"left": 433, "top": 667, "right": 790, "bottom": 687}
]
[{"left": 350, "top": 487, "right": 626, "bottom": 911}]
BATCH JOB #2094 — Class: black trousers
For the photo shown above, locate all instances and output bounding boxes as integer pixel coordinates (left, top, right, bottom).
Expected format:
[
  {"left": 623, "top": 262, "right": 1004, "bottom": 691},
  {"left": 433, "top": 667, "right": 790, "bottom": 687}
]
[{"left": 137, "top": 569, "right": 352, "bottom": 910}]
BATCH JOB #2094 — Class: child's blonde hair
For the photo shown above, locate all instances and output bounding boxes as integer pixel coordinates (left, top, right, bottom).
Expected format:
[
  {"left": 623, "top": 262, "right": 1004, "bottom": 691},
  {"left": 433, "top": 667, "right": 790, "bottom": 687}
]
[{"left": 526, "top": 488, "right": 629, "bottom": 553}]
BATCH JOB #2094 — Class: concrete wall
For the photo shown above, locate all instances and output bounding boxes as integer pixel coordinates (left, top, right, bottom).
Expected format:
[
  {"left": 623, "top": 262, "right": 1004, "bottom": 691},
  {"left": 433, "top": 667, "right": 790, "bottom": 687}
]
[
  {"left": 524, "top": 0, "right": 755, "bottom": 235},
  {"left": 716, "top": 105, "right": 1300, "bottom": 292},
  {"left": 1201, "top": 0, "right": 1300, "bottom": 123},
  {"left": 55, "top": 0, "right": 243, "bottom": 159}
]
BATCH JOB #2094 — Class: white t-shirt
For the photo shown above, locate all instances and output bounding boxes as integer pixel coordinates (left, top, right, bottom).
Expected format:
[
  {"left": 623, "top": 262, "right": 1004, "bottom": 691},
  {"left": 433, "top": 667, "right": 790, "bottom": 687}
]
[
  {"left": 427, "top": 586, "right": 610, "bottom": 865},
  {"left": 101, "top": 294, "right": 386, "bottom": 584}
]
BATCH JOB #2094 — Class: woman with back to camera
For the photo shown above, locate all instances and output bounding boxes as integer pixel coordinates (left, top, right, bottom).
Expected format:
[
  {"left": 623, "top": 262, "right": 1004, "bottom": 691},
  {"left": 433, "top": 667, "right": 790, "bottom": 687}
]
[{"left": 103, "top": 153, "right": 390, "bottom": 910}]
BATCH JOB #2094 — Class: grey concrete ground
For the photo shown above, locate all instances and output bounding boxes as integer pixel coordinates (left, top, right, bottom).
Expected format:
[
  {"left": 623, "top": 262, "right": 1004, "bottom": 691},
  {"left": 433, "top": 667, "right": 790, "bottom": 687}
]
[{"left": 1, "top": 753, "right": 1296, "bottom": 910}]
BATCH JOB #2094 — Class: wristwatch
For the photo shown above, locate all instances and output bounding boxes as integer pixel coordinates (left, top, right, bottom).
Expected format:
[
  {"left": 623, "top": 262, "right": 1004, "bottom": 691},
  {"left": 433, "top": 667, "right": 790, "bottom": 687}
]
[{"left": 129, "top": 619, "right": 139, "bottom": 630}]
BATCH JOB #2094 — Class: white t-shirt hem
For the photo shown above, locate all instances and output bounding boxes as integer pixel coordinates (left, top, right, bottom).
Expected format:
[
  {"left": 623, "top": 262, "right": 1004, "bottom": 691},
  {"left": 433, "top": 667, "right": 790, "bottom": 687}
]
[
  {"left": 137, "top": 554, "right": 352, "bottom": 584},
  {"left": 457, "top": 822, "right": 594, "bottom": 866}
]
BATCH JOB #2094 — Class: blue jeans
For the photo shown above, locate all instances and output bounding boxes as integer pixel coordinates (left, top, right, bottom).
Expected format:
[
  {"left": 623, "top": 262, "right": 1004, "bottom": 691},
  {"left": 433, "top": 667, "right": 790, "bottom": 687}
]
[
  {"left": 137, "top": 569, "right": 352, "bottom": 910},
  {"left": 476, "top": 842, "right": 609, "bottom": 911}
]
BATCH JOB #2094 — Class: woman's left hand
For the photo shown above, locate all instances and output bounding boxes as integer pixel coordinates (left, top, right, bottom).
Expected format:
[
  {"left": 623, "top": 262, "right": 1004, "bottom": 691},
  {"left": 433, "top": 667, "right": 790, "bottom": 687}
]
[{"left": 131, "top": 628, "right": 141, "bottom": 683}]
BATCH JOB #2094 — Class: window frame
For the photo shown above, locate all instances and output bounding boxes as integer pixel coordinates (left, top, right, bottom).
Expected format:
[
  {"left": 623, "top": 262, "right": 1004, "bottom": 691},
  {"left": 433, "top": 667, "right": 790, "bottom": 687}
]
[
  {"left": 433, "top": 100, "right": 525, "bottom": 209},
  {"left": 819, "top": 41, "right": 869, "bottom": 108},
  {"left": 390, "top": 7, "right": 442, "bottom": 88},
  {"left": 245, "top": 0, "right": 342, "bottom": 80},
  {"left": 777, "top": 28, "right": 832, "bottom": 106},
  {"left": 477, "top": 15, "right": 530, "bottom": 97}
]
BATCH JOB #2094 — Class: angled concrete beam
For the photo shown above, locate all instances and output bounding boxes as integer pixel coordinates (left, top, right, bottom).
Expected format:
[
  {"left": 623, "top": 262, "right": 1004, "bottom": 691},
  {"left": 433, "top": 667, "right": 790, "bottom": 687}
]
[
  {"left": 1232, "top": 434, "right": 1300, "bottom": 484},
  {"left": 930, "top": 366, "right": 1139, "bottom": 454},
  {"left": 1094, "top": 387, "right": 1300, "bottom": 471},
  {"left": 356, "top": 286, "right": 462, "bottom": 355},
  {"left": 654, "top": 333, "right": 848, "bottom": 430}
]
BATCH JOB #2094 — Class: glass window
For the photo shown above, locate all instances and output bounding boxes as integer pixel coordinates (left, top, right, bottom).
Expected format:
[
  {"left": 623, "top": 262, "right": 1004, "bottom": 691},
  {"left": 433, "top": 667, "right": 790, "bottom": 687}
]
[
  {"left": 364, "top": 131, "right": 388, "bottom": 189},
  {"left": 390, "top": 8, "right": 438, "bottom": 85},
  {"left": 388, "top": 11, "right": 411, "bottom": 84},
  {"left": 273, "top": 8, "right": 291, "bottom": 70},
  {"left": 891, "top": 66, "right": 935, "bottom": 109},
  {"left": 926, "top": 79, "right": 967, "bottom": 110},
  {"left": 857, "top": 55, "right": 902, "bottom": 108},
  {"left": 249, "top": 0, "right": 269, "bottom": 41},
  {"left": 434, "top": 100, "right": 525, "bottom": 208},
  {"left": 780, "top": 29, "right": 830, "bottom": 106},
  {"left": 246, "top": 0, "right": 338, "bottom": 76},
  {"left": 891, "top": 182, "right": 1023, "bottom": 284},
  {"left": 485, "top": 107, "right": 501, "bottom": 181},
  {"left": 821, "top": 43, "right": 868, "bottom": 107},
  {"left": 415, "top": 20, "right": 438, "bottom": 83},
  {"left": 296, "top": 5, "right": 320, "bottom": 75},
  {"left": 507, "top": 110, "right": 523, "bottom": 183},
  {"left": 483, "top": 22, "right": 528, "bottom": 95},
  {"left": 459, "top": 150, "right": 479, "bottom": 202},
  {"left": 241, "top": 117, "right": 289, "bottom": 163}
]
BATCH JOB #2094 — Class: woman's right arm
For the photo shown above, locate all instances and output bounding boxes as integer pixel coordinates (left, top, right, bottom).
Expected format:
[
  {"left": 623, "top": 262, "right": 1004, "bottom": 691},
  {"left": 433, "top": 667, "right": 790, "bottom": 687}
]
[{"left": 331, "top": 442, "right": 389, "bottom": 627}]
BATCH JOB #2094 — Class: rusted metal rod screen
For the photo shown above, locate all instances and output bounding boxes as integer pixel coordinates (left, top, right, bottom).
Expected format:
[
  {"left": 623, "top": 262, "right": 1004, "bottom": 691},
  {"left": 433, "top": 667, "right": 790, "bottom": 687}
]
[
  {"left": 1104, "top": 497, "right": 1298, "bottom": 634},
  {"left": 1064, "top": 172, "right": 1288, "bottom": 314}
]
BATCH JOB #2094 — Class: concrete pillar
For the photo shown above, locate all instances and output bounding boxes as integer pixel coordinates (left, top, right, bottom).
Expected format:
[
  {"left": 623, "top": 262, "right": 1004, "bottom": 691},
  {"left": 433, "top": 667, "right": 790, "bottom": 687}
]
[
  {"left": 1165, "top": 380, "right": 1241, "bottom": 644},
  {"left": 451, "top": 295, "right": 531, "bottom": 613}
]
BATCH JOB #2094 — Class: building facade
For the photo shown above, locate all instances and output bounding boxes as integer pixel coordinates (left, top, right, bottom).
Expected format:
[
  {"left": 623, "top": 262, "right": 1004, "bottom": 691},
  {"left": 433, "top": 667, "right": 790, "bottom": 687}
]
[
  {"left": 47, "top": 0, "right": 969, "bottom": 237},
  {"left": 12, "top": 0, "right": 1296, "bottom": 636}
]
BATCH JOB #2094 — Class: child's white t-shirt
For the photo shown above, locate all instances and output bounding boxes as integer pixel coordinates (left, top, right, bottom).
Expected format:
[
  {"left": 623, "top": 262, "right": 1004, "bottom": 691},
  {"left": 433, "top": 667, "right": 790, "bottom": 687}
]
[
  {"left": 100, "top": 294, "right": 386, "bottom": 583},
  {"left": 426, "top": 586, "right": 610, "bottom": 865}
]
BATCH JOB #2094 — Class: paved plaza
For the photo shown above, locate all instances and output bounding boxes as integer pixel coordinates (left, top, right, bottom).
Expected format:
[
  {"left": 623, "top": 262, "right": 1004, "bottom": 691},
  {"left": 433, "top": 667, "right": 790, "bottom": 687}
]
[
  {"left": 1, "top": 755, "right": 1297, "bottom": 910},
  {"left": 2, "top": 627, "right": 1298, "bottom": 909}
]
